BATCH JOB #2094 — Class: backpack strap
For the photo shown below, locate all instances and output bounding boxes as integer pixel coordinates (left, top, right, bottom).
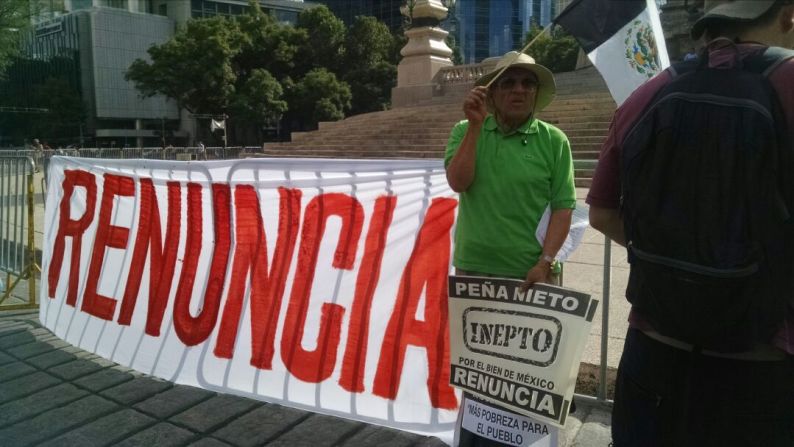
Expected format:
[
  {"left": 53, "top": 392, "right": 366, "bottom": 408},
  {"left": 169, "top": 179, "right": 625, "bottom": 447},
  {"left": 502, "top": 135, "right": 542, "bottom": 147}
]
[
  {"left": 670, "top": 46, "right": 794, "bottom": 79},
  {"left": 739, "top": 46, "right": 794, "bottom": 77}
]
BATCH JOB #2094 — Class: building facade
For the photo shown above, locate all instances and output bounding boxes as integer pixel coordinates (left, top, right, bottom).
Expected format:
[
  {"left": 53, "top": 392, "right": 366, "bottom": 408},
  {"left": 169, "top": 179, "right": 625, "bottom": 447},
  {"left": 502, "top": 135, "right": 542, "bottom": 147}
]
[
  {"left": 14, "top": 0, "right": 314, "bottom": 147},
  {"left": 450, "top": 0, "right": 557, "bottom": 64}
]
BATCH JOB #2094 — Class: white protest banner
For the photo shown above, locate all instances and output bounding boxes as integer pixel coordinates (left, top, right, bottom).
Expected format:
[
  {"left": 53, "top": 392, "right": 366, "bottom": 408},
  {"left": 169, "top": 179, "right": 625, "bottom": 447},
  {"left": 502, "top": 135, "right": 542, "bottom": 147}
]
[
  {"left": 41, "top": 156, "right": 460, "bottom": 443},
  {"left": 448, "top": 276, "right": 598, "bottom": 428}
]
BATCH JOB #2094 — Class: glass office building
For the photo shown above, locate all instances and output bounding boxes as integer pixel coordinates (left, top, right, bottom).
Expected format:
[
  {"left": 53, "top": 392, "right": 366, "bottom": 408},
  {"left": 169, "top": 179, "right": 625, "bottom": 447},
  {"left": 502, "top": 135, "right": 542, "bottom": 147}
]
[{"left": 450, "top": 0, "right": 556, "bottom": 64}]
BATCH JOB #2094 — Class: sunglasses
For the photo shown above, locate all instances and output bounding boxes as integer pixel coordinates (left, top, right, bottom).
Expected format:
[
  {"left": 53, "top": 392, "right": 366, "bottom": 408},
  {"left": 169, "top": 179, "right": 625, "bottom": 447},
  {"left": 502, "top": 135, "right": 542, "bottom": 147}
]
[{"left": 496, "top": 77, "right": 538, "bottom": 91}]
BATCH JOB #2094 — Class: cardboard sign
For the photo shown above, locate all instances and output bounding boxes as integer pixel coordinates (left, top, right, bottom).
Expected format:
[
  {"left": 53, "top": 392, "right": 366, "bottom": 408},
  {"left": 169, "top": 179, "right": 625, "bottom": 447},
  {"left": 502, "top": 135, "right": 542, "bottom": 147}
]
[
  {"left": 448, "top": 276, "right": 598, "bottom": 427},
  {"left": 457, "top": 394, "right": 559, "bottom": 447}
]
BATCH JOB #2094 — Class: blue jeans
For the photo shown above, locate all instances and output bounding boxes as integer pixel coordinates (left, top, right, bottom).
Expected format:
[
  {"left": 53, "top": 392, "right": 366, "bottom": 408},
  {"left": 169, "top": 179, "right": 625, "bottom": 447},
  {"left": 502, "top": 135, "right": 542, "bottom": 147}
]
[{"left": 612, "top": 328, "right": 794, "bottom": 447}]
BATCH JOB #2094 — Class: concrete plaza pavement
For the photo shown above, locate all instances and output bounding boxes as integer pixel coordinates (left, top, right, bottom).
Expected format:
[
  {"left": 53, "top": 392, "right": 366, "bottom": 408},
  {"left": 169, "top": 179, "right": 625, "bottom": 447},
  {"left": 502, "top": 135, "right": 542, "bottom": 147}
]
[{"left": 0, "top": 181, "right": 619, "bottom": 446}]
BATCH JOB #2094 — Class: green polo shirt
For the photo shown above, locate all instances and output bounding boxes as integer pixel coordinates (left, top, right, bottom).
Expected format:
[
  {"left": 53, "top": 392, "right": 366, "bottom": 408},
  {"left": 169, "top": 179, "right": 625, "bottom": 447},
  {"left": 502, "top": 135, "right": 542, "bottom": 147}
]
[{"left": 445, "top": 115, "right": 576, "bottom": 278}]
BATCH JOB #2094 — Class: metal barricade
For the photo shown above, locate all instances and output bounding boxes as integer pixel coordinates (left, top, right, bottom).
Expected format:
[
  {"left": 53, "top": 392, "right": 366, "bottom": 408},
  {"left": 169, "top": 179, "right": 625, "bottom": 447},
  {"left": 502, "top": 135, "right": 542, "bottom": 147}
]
[{"left": 0, "top": 156, "right": 40, "bottom": 310}]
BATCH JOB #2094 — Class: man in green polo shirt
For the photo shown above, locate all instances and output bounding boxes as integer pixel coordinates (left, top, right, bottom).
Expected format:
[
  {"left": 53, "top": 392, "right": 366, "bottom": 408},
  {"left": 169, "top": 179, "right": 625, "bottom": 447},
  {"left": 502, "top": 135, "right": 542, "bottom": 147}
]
[{"left": 445, "top": 51, "right": 575, "bottom": 288}]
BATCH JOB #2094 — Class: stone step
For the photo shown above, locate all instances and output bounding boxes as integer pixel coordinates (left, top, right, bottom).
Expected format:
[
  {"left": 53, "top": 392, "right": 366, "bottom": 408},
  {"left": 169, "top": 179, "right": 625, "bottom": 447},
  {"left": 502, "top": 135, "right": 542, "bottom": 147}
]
[
  {"left": 570, "top": 150, "right": 601, "bottom": 159},
  {"left": 263, "top": 150, "right": 443, "bottom": 159},
  {"left": 569, "top": 136, "right": 607, "bottom": 145},
  {"left": 574, "top": 177, "right": 593, "bottom": 188}
]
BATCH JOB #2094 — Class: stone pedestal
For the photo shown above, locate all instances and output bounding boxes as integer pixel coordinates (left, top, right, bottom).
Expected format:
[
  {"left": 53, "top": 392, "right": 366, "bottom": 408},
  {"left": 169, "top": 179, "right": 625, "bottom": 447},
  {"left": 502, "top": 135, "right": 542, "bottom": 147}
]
[{"left": 391, "top": 0, "right": 453, "bottom": 108}]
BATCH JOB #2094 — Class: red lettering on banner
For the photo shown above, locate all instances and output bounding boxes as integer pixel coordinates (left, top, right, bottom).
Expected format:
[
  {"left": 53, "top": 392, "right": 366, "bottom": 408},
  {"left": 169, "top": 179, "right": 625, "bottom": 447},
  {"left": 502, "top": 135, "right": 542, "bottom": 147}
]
[
  {"left": 339, "top": 196, "right": 397, "bottom": 392},
  {"left": 173, "top": 184, "right": 232, "bottom": 345},
  {"left": 215, "top": 186, "right": 301, "bottom": 368},
  {"left": 81, "top": 174, "right": 134, "bottom": 320},
  {"left": 117, "top": 179, "right": 181, "bottom": 334},
  {"left": 373, "top": 198, "right": 458, "bottom": 410},
  {"left": 281, "top": 193, "right": 364, "bottom": 383},
  {"left": 48, "top": 170, "right": 97, "bottom": 306}
]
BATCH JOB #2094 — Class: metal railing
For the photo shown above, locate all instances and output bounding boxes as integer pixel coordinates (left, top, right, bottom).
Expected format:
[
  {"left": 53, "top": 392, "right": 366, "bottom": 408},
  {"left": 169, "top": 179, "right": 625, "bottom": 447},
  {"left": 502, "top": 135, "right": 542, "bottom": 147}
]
[
  {"left": 0, "top": 156, "right": 39, "bottom": 310},
  {"left": 434, "top": 62, "right": 496, "bottom": 86}
]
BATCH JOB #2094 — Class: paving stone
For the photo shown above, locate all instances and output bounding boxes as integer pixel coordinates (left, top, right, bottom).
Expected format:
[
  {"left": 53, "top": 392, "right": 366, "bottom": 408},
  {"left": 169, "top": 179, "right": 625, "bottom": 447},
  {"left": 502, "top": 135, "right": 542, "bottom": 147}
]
[
  {"left": 413, "top": 436, "right": 451, "bottom": 446},
  {"left": 0, "top": 351, "right": 13, "bottom": 365},
  {"left": 26, "top": 348, "right": 79, "bottom": 369},
  {"left": 6, "top": 338, "right": 71, "bottom": 359},
  {"left": 212, "top": 403, "right": 309, "bottom": 446},
  {"left": 0, "top": 395, "right": 118, "bottom": 446},
  {"left": 266, "top": 413, "right": 363, "bottom": 447},
  {"left": 170, "top": 394, "right": 261, "bottom": 433},
  {"left": 114, "top": 422, "right": 196, "bottom": 447},
  {"left": 337, "top": 424, "right": 425, "bottom": 447},
  {"left": 87, "top": 356, "right": 116, "bottom": 368},
  {"left": 0, "top": 320, "right": 27, "bottom": 329},
  {"left": 0, "top": 360, "right": 36, "bottom": 382},
  {"left": 0, "top": 371, "right": 61, "bottom": 404},
  {"left": 0, "top": 383, "right": 88, "bottom": 427},
  {"left": 73, "top": 366, "right": 136, "bottom": 392},
  {"left": 39, "top": 408, "right": 156, "bottom": 447},
  {"left": 571, "top": 403, "right": 613, "bottom": 447},
  {"left": 187, "top": 438, "right": 233, "bottom": 447},
  {"left": 0, "top": 328, "right": 49, "bottom": 349},
  {"left": 133, "top": 384, "right": 215, "bottom": 419},
  {"left": 47, "top": 358, "right": 108, "bottom": 380},
  {"left": 100, "top": 376, "right": 172, "bottom": 405},
  {"left": 0, "top": 323, "right": 29, "bottom": 339}
]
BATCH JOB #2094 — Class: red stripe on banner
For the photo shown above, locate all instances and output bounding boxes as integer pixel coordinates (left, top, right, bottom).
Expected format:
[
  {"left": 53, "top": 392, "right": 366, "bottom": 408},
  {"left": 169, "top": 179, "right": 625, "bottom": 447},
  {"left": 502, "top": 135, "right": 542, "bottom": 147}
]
[
  {"left": 373, "top": 198, "right": 458, "bottom": 409},
  {"left": 214, "top": 186, "right": 301, "bottom": 369},
  {"left": 49, "top": 170, "right": 97, "bottom": 305},
  {"left": 281, "top": 193, "right": 364, "bottom": 383},
  {"left": 339, "top": 195, "right": 397, "bottom": 393},
  {"left": 81, "top": 174, "right": 135, "bottom": 320},
  {"left": 174, "top": 183, "right": 232, "bottom": 346},
  {"left": 117, "top": 180, "right": 182, "bottom": 334}
]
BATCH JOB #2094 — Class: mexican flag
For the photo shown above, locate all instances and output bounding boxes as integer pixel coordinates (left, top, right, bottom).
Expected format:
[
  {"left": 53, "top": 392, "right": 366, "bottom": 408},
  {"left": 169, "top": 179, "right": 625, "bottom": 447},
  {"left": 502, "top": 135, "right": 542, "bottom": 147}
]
[{"left": 554, "top": 0, "right": 670, "bottom": 105}]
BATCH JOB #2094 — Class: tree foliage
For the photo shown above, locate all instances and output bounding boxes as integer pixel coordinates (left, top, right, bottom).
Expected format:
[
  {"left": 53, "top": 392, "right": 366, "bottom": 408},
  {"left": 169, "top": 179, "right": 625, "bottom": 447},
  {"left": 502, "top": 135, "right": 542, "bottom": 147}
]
[
  {"left": 342, "top": 16, "right": 397, "bottom": 115},
  {"left": 126, "top": 17, "right": 241, "bottom": 113},
  {"left": 295, "top": 5, "right": 346, "bottom": 74},
  {"left": 125, "top": 1, "right": 399, "bottom": 135},
  {"left": 0, "top": 0, "right": 35, "bottom": 77},
  {"left": 229, "top": 68, "right": 287, "bottom": 125},
  {"left": 287, "top": 68, "right": 351, "bottom": 126},
  {"left": 523, "top": 25, "right": 580, "bottom": 73}
]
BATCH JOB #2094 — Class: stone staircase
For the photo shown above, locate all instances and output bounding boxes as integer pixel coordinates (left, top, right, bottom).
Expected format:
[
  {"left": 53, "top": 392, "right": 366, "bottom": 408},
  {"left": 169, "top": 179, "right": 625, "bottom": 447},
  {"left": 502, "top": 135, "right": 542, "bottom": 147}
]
[{"left": 263, "top": 67, "right": 615, "bottom": 187}]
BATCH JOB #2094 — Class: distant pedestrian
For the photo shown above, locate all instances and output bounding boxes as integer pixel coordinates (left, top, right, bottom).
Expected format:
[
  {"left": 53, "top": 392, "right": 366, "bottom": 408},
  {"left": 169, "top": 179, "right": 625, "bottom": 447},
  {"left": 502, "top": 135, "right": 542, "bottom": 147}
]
[
  {"left": 197, "top": 141, "right": 206, "bottom": 160},
  {"left": 31, "top": 138, "right": 43, "bottom": 172}
]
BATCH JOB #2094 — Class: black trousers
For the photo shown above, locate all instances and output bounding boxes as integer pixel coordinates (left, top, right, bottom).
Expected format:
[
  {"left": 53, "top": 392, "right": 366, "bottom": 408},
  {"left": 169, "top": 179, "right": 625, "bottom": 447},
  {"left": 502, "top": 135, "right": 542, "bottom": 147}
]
[{"left": 612, "top": 328, "right": 794, "bottom": 447}]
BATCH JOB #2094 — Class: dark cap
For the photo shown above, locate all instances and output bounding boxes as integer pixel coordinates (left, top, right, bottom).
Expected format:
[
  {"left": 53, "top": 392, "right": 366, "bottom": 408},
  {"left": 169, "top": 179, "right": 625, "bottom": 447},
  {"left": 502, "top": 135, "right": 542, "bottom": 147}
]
[{"left": 691, "top": 0, "right": 779, "bottom": 39}]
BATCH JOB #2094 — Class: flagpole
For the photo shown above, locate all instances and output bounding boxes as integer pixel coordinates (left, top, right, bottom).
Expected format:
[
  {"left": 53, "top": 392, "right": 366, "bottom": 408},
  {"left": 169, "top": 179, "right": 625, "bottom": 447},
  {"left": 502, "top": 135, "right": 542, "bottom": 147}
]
[{"left": 484, "top": 22, "right": 554, "bottom": 89}]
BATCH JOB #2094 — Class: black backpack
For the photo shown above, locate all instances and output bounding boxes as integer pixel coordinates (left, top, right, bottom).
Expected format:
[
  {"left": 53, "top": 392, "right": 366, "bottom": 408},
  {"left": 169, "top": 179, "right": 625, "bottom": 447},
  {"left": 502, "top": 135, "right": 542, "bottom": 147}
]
[{"left": 620, "top": 46, "right": 794, "bottom": 352}]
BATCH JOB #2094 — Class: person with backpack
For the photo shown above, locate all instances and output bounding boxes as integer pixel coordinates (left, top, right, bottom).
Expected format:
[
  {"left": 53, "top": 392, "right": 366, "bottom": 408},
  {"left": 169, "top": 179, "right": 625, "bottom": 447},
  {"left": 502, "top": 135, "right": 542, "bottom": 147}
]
[{"left": 587, "top": 0, "right": 794, "bottom": 445}]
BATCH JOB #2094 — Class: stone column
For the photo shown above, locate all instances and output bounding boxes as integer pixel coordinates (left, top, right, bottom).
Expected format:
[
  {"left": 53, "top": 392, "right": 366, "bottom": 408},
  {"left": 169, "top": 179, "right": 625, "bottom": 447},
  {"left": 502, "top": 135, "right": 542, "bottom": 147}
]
[{"left": 391, "top": 0, "right": 453, "bottom": 108}]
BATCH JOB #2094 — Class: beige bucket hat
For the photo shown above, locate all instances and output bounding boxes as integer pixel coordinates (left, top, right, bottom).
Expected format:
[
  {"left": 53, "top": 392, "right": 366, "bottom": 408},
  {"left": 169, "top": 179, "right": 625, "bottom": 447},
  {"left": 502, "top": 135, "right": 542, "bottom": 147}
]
[
  {"left": 691, "top": 0, "right": 780, "bottom": 39},
  {"left": 475, "top": 51, "right": 557, "bottom": 112}
]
